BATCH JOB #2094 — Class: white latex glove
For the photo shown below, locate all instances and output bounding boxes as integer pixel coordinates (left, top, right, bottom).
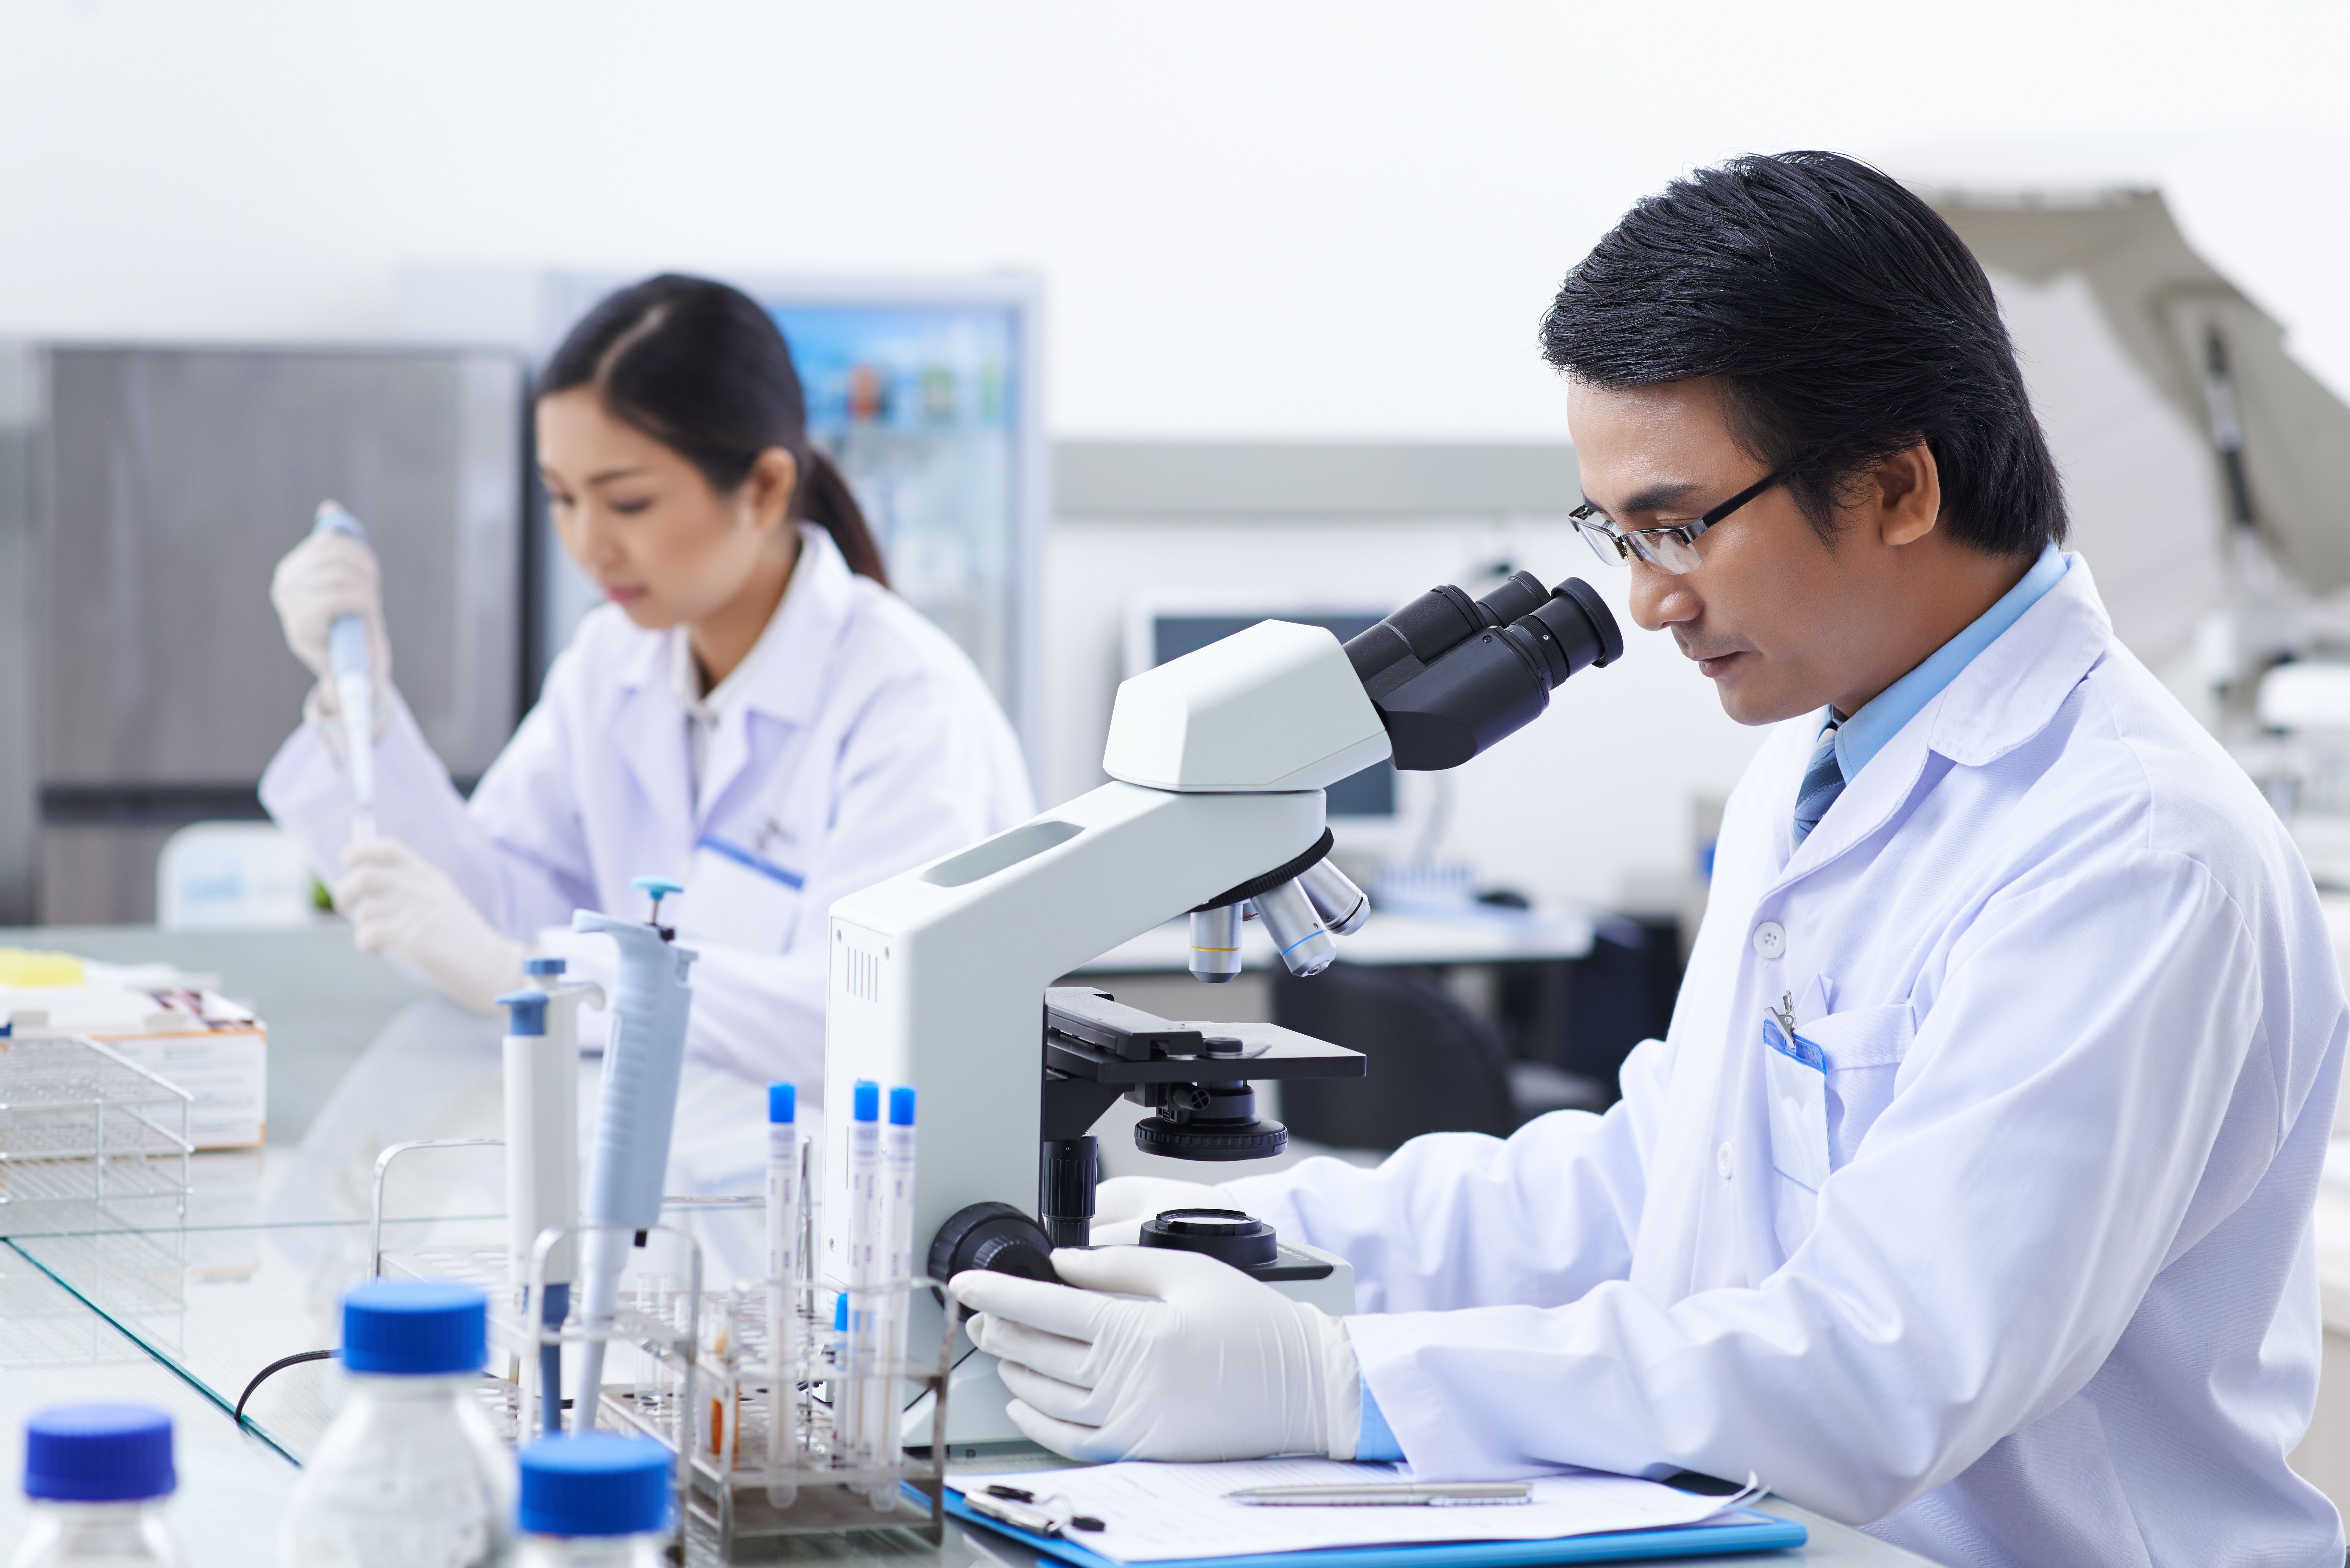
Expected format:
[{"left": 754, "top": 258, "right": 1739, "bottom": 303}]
[
  {"left": 335, "top": 839, "right": 525, "bottom": 1015},
  {"left": 1087, "top": 1175, "right": 1237, "bottom": 1246},
  {"left": 951, "top": 1246, "right": 1360, "bottom": 1462},
  {"left": 270, "top": 528, "right": 392, "bottom": 731}
]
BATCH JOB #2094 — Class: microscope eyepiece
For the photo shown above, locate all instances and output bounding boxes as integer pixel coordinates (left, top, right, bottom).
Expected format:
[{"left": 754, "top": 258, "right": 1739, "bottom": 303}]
[
  {"left": 1364, "top": 576, "right": 1623, "bottom": 771},
  {"left": 1472, "top": 570, "right": 1549, "bottom": 630},
  {"left": 1341, "top": 584, "right": 1482, "bottom": 697}
]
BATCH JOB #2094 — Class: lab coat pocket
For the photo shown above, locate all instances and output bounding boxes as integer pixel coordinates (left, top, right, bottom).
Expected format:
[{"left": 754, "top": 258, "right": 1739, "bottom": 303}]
[
  {"left": 1762, "top": 1016, "right": 1831, "bottom": 1193},
  {"left": 1796, "top": 1004, "right": 1915, "bottom": 1171},
  {"left": 674, "top": 836, "right": 805, "bottom": 953}
]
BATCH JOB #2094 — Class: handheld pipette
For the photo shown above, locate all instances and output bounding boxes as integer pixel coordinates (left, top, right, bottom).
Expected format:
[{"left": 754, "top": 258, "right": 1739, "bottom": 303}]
[
  {"left": 309, "top": 501, "right": 378, "bottom": 843},
  {"left": 765, "top": 1081, "right": 800, "bottom": 1505},
  {"left": 498, "top": 957, "right": 605, "bottom": 1438},
  {"left": 573, "top": 877, "right": 699, "bottom": 1429}
]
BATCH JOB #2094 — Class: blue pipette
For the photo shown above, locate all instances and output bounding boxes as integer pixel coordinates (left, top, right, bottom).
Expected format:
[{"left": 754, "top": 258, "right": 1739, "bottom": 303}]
[
  {"left": 573, "top": 876, "right": 698, "bottom": 1429},
  {"left": 310, "top": 502, "right": 377, "bottom": 843}
]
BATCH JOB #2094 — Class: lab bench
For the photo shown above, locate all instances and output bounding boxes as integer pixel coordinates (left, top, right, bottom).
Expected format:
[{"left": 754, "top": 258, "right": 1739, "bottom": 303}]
[{"left": 0, "top": 926, "right": 1941, "bottom": 1564}]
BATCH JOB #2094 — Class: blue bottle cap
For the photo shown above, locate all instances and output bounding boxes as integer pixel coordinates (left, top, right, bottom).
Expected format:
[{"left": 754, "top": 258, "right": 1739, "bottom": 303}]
[
  {"left": 523, "top": 956, "right": 566, "bottom": 976},
  {"left": 517, "top": 1434, "right": 673, "bottom": 1537},
  {"left": 889, "top": 1086, "right": 917, "bottom": 1127},
  {"left": 498, "top": 991, "right": 548, "bottom": 1036},
  {"left": 834, "top": 1293, "right": 849, "bottom": 1331},
  {"left": 341, "top": 1281, "right": 488, "bottom": 1376},
  {"left": 769, "top": 1082, "right": 795, "bottom": 1124},
  {"left": 852, "top": 1080, "right": 879, "bottom": 1122},
  {"left": 23, "top": 1405, "right": 174, "bottom": 1502}
]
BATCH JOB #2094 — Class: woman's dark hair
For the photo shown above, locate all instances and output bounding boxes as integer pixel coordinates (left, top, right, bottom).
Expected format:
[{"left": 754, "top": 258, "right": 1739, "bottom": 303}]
[
  {"left": 540, "top": 274, "right": 889, "bottom": 585},
  {"left": 1541, "top": 151, "right": 2065, "bottom": 557}
]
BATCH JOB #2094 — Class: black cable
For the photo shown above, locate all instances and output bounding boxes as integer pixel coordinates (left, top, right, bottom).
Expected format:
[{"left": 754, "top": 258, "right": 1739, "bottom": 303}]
[{"left": 235, "top": 1350, "right": 333, "bottom": 1424}]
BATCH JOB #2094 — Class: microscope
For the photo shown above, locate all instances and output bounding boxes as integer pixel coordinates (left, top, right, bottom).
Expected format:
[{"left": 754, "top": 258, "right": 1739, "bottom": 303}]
[{"left": 823, "top": 571, "right": 1622, "bottom": 1443}]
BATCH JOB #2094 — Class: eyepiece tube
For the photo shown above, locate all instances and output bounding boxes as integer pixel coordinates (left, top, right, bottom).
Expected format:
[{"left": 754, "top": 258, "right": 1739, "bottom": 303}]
[
  {"left": 1253, "top": 879, "right": 1339, "bottom": 977},
  {"left": 1342, "top": 584, "right": 1482, "bottom": 696},
  {"left": 1373, "top": 577, "right": 1624, "bottom": 770},
  {"left": 1473, "top": 570, "right": 1549, "bottom": 629},
  {"left": 1189, "top": 903, "right": 1245, "bottom": 984},
  {"left": 1299, "top": 859, "right": 1370, "bottom": 936}
]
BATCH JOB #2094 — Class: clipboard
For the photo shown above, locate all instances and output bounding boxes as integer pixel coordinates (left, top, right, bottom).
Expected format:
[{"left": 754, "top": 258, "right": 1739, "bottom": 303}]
[{"left": 943, "top": 1485, "right": 1809, "bottom": 1567}]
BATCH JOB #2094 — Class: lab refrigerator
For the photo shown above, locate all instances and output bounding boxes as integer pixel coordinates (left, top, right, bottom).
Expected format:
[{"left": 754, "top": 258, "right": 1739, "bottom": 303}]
[{"left": 0, "top": 343, "right": 529, "bottom": 924}]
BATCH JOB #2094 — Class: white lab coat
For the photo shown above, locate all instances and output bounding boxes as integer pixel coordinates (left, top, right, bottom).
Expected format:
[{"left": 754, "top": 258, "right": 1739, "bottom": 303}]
[
  {"left": 263, "top": 525, "right": 1034, "bottom": 1194},
  {"left": 1231, "top": 557, "right": 2347, "bottom": 1568}
]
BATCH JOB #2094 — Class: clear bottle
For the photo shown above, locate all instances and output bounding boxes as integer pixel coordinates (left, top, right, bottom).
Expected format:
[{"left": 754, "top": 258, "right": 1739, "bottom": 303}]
[
  {"left": 12, "top": 1404, "right": 183, "bottom": 1567},
  {"left": 512, "top": 1433, "right": 673, "bottom": 1567},
  {"left": 280, "top": 1281, "right": 515, "bottom": 1567}
]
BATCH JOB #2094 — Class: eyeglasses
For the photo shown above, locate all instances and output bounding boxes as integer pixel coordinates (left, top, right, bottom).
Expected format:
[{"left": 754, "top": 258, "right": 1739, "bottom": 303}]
[{"left": 1568, "top": 469, "right": 1786, "bottom": 575}]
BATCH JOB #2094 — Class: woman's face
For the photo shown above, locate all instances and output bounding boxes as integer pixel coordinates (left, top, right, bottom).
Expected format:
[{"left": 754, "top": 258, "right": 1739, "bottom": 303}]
[{"left": 537, "top": 386, "right": 797, "bottom": 631}]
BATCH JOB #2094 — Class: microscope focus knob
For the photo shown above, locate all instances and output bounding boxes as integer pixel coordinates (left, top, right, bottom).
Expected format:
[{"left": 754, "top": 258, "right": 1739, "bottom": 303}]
[{"left": 929, "top": 1201, "right": 1059, "bottom": 1287}]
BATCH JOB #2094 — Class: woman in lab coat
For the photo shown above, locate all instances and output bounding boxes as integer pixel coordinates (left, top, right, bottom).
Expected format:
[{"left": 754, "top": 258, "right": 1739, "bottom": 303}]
[
  {"left": 262, "top": 274, "right": 1034, "bottom": 1189},
  {"left": 949, "top": 157, "right": 2347, "bottom": 1568}
]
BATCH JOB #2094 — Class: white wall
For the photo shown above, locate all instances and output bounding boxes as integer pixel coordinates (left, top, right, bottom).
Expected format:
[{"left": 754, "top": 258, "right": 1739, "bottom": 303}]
[{"left": 3, "top": 1, "right": 2347, "bottom": 436}]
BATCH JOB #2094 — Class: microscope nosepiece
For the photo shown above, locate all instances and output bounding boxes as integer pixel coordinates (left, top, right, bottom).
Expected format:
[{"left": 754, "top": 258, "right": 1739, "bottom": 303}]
[
  {"left": 1254, "top": 878, "right": 1338, "bottom": 977},
  {"left": 1189, "top": 904, "right": 1245, "bottom": 984}
]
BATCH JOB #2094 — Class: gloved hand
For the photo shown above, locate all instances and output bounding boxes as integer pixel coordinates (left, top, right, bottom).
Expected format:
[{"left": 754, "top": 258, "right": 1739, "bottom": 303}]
[
  {"left": 270, "top": 528, "right": 392, "bottom": 734},
  {"left": 1088, "top": 1175, "right": 1238, "bottom": 1246},
  {"left": 951, "top": 1245, "right": 1361, "bottom": 1462},
  {"left": 335, "top": 839, "right": 525, "bottom": 1015}
]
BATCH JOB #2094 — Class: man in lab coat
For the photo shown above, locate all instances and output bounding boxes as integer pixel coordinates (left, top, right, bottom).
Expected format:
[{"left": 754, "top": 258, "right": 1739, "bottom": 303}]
[{"left": 950, "top": 152, "right": 2350, "bottom": 1567}]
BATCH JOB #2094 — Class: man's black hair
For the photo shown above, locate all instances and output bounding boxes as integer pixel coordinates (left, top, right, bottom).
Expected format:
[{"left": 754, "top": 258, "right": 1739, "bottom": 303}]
[{"left": 1541, "top": 151, "right": 2066, "bottom": 556}]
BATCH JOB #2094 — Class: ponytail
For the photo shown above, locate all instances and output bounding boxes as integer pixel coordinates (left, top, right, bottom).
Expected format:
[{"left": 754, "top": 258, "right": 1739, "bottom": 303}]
[
  {"left": 540, "top": 273, "right": 891, "bottom": 587},
  {"left": 797, "top": 448, "right": 889, "bottom": 588}
]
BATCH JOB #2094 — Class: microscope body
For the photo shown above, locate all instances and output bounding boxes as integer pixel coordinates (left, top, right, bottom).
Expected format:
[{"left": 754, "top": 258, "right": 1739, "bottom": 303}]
[{"left": 824, "top": 623, "right": 1381, "bottom": 1441}]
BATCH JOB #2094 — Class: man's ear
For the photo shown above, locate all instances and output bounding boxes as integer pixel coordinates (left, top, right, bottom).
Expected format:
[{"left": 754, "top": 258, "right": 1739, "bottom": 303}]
[{"left": 1874, "top": 441, "right": 1942, "bottom": 548}]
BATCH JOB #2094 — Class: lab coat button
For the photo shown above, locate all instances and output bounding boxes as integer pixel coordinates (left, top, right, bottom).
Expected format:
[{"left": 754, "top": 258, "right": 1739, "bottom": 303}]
[
  {"left": 1717, "top": 1141, "right": 1734, "bottom": 1179},
  {"left": 1752, "top": 921, "right": 1786, "bottom": 958}
]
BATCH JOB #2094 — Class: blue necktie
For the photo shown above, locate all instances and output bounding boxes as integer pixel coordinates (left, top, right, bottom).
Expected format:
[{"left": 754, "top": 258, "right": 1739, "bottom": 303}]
[{"left": 1791, "top": 719, "right": 1844, "bottom": 848}]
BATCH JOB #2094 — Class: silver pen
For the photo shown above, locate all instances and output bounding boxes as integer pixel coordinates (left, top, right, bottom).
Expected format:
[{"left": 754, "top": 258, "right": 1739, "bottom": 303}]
[{"left": 1225, "top": 1482, "right": 1532, "bottom": 1507}]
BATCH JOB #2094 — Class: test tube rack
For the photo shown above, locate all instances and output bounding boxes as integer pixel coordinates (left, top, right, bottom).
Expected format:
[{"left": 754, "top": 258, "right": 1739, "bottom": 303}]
[
  {"left": 370, "top": 1137, "right": 951, "bottom": 1561},
  {"left": 0, "top": 1026, "right": 193, "bottom": 1215}
]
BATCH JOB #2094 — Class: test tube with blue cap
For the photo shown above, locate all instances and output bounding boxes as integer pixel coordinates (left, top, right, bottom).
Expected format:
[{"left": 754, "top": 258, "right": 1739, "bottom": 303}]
[
  {"left": 844, "top": 1081, "right": 882, "bottom": 1467},
  {"left": 765, "top": 1080, "right": 800, "bottom": 1505},
  {"left": 872, "top": 1085, "right": 917, "bottom": 1503},
  {"left": 310, "top": 501, "right": 379, "bottom": 845}
]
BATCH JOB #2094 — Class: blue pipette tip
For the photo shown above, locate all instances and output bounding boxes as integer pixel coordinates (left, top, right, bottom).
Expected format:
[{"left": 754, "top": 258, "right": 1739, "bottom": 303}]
[
  {"left": 834, "top": 1293, "right": 849, "bottom": 1331},
  {"left": 769, "top": 1082, "right": 795, "bottom": 1124},
  {"left": 523, "top": 956, "right": 566, "bottom": 976},
  {"left": 889, "top": 1086, "right": 917, "bottom": 1126},
  {"left": 852, "top": 1080, "right": 879, "bottom": 1122}
]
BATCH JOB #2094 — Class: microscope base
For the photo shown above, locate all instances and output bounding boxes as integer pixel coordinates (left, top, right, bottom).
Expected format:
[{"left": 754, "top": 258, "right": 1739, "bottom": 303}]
[{"left": 907, "top": 1242, "right": 1355, "bottom": 1446}]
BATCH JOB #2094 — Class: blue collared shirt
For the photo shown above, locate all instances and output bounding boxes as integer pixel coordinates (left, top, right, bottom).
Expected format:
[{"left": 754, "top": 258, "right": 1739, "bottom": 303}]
[{"left": 1831, "top": 542, "right": 2069, "bottom": 784}]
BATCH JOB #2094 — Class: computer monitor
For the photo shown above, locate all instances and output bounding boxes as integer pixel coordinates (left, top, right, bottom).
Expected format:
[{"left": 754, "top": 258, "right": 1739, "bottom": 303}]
[{"left": 1124, "top": 605, "right": 1397, "bottom": 819}]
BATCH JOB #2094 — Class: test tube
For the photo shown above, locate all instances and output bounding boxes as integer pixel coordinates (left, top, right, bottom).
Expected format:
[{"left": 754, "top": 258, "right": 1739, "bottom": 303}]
[
  {"left": 826, "top": 1291, "right": 849, "bottom": 1459},
  {"left": 872, "top": 1087, "right": 918, "bottom": 1504},
  {"left": 765, "top": 1082, "right": 799, "bottom": 1507},
  {"left": 844, "top": 1081, "right": 882, "bottom": 1471}
]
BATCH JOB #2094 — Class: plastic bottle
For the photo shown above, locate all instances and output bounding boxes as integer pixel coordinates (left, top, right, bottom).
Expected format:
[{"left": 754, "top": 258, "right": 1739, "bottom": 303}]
[
  {"left": 512, "top": 1434, "right": 674, "bottom": 1567},
  {"left": 280, "top": 1281, "right": 515, "bottom": 1567},
  {"left": 12, "top": 1404, "right": 182, "bottom": 1567}
]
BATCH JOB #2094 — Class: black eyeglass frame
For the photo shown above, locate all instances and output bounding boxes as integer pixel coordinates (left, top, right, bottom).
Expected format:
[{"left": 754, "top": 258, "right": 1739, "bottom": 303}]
[{"left": 1568, "top": 468, "right": 1787, "bottom": 573}]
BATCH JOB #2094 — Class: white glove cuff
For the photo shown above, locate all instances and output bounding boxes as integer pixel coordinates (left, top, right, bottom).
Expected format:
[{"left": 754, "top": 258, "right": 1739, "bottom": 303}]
[{"left": 1299, "top": 1304, "right": 1362, "bottom": 1460}]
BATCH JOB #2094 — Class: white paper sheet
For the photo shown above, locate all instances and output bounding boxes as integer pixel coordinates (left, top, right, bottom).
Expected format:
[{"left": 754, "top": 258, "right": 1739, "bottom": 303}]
[{"left": 957, "top": 1460, "right": 1759, "bottom": 1563}]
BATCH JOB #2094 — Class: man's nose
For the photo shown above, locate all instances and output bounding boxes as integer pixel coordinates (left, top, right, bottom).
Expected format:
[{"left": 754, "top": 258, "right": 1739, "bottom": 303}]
[{"left": 1628, "top": 562, "right": 1699, "bottom": 632}]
